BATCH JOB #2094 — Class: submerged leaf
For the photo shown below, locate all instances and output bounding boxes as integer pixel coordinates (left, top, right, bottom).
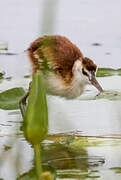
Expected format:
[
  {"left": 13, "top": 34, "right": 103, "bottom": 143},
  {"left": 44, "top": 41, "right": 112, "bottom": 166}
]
[{"left": 0, "top": 87, "right": 26, "bottom": 110}]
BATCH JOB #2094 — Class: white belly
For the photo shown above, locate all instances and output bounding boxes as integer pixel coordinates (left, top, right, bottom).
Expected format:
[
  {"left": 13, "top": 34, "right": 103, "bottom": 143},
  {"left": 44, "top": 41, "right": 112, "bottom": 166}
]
[{"left": 43, "top": 72, "right": 84, "bottom": 99}]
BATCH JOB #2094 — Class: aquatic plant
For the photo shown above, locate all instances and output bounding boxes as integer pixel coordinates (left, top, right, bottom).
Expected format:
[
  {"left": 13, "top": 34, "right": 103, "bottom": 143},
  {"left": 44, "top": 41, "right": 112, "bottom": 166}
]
[{"left": 20, "top": 72, "right": 52, "bottom": 180}]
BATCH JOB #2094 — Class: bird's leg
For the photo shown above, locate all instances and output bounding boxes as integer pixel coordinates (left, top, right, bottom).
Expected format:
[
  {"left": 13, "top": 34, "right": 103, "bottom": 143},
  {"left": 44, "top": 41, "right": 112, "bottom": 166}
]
[
  {"left": 96, "top": 92, "right": 101, "bottom": 96},
  {"left": 19, "top": 91, "right": 29, "bottom": 119},
  {"left": 19, "top": 82, "right": 32, "bottom": 119}
]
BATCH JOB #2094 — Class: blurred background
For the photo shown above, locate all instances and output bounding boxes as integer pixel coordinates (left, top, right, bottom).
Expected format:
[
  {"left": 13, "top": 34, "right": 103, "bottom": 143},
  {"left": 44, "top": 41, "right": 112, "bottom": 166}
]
[{"left": 0, "top": 0, "right": 121, "bottom": 68}]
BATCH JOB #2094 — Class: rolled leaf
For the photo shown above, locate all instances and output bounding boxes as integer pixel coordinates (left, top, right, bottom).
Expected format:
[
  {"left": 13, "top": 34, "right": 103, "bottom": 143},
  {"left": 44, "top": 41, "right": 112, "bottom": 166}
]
[{"left": 24, "top": 72, "right": 48, "bottom": 144}]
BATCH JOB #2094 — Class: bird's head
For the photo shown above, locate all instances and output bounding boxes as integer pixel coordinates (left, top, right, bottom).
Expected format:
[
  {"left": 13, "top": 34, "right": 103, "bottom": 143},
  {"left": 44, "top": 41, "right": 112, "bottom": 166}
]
[{"left": 73, "top": 57, "right": 104, "bottom": 93}]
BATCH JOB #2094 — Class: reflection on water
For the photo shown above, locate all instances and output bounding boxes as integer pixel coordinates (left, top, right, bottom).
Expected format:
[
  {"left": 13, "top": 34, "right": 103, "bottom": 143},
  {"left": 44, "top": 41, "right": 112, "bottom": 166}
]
[{"left": 0, "top": 134, "right": 121, "bottom": 180}]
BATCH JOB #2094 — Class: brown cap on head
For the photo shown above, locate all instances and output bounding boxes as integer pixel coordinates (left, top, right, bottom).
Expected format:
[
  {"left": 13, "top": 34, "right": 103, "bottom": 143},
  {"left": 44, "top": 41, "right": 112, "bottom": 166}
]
[
  {"left": 81, "top": 57, "right": 104, "bottom": 93},
  {"left": 82, "top": 57, "right": 97, "bottom": 72}
]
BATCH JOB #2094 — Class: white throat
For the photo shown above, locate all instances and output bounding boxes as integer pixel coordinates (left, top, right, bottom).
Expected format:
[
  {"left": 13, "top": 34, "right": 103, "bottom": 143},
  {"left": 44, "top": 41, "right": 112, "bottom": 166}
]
[{"left": 43, "top": 60, "right": 89, "bottom": 99}]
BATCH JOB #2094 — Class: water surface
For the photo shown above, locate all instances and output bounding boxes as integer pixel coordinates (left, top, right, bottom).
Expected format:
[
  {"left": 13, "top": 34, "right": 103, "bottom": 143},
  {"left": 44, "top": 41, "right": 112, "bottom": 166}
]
[{"left": 0, "top": 68, "right": 121, "bottom": 179}]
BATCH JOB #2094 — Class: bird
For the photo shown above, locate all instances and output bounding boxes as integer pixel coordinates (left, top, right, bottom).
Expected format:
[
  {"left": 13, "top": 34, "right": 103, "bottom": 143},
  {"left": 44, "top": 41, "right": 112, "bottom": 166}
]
[{"left": 26, "top": 35, "right": 103, "bottom": 99}]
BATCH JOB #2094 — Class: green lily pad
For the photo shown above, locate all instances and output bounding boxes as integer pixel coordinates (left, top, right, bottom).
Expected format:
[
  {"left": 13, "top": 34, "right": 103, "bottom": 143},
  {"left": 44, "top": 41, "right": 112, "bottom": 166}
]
[
  {"left": 96, "top": 90, "right": 121, "bottom": 101},
  {"left": 79, "top": 90, "right": 121, "bottom": 101},
  {"left": 96, "top": 68, "right": 116, "bottom": 77},
  {"left": 24, "top": 75, "right": 31, "bottom": 79},
  {"left": 5, "top": 77, "right": 12, "bottom": 81},
  {"left": 117, "top": 68, "right": 121, "bottom": 76},
  {"left": 0, "top": 87, "right": 26, "bottom": 110},
  {"left": 0, "top": 72, "right": 5, "bottom": 79},
  {"left": 110, "top": 167, "right": 121, "bottom": 174}
]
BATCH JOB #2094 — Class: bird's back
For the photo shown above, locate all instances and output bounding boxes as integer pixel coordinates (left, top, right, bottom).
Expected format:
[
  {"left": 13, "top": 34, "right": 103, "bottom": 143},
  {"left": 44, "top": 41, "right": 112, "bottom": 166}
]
[
  {"left": 27, "top": 35, "right": 101, "bottom": 98},
  {"left": 28, "top": 35, "right": 83, "bottom": 76}
]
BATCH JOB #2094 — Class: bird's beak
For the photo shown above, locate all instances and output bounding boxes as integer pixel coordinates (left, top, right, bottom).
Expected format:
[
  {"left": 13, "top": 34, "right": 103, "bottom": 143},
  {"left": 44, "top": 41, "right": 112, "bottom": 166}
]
[{"left": 90, "top": 73, "right": 104, "bottom": 93}]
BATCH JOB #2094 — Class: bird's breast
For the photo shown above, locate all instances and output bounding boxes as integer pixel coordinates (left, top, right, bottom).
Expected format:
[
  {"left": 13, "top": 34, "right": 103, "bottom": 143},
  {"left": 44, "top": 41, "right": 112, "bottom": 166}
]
[{"left": 43, "top": 72, "right": 84, "bottom": 99}]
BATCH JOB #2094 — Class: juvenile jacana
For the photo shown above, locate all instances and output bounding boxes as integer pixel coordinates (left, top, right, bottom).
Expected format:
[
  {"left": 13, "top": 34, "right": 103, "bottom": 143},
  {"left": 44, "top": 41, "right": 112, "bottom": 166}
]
[
  {"left": 27, "top": 35, "right": 103, "bottom": 98},
  {"left": 20, "top": 35, "right": 103, "bottom": 113}
]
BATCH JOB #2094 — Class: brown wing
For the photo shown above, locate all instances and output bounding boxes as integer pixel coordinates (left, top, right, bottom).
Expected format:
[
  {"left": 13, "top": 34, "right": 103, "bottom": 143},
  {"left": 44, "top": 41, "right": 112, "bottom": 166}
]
[{"left": 28, "top": 35, "right": 83, "bottom": 75}]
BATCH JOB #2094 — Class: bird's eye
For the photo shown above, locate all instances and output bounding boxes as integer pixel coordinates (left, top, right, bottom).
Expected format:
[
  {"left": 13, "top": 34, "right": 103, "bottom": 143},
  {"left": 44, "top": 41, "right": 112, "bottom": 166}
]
[{"left": 82, "top": 69, "right": 88, "bottom": 76}]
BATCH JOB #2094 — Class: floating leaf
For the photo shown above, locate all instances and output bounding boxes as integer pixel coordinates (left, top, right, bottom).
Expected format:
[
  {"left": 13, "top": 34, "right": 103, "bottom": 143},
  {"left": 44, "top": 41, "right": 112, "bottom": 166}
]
[
  {"left": 117, "top": 68, "right": 121, "bottom": 76},
  {"left": 0, "top": 41, "right": 8, "bottom": 50},
  {"left": 96, "top": 90, "right": 121, "bottom": 101},
  {"left": 97, "top": 68, "right": 121, "bottom": 77},
  {"left": 96, "top": 68, "right": 115, "bottom": 77},
  {"left": 110, "top": 167, "right": 121, "bottom": 174},
  {"left": 0, "top": 72, "right": 5, "bottom": 79},
  {"left": 79, "top": 90, "right": 121, "bottom": 101},
  {"left": 5, "top": 77, "right": 12, "bottom": 81},
  {"left": 24, "top": 75, "right": 31, "bottom": 79},
  {"left": 0, "top": 87, "right": 26, "bottom": 110}
]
